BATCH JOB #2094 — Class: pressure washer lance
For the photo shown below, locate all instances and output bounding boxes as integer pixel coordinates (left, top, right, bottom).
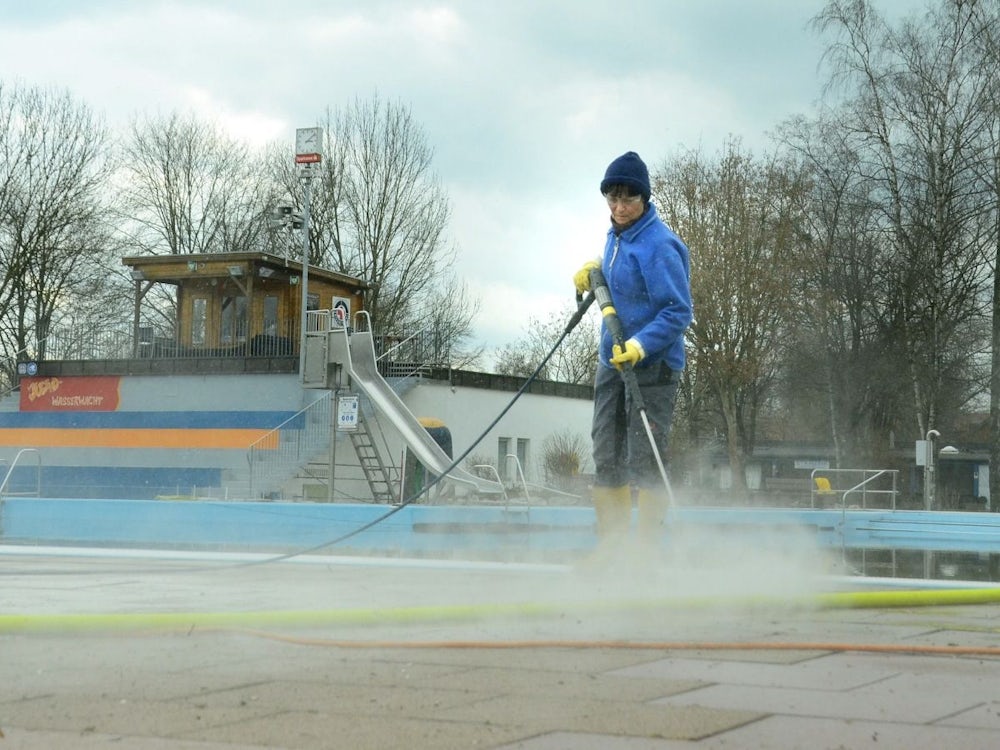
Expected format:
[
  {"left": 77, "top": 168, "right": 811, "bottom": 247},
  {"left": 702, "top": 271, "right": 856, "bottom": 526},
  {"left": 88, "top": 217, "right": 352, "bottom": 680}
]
[{"left": 588, "top": 266, "right": 676, "bottom": 507}]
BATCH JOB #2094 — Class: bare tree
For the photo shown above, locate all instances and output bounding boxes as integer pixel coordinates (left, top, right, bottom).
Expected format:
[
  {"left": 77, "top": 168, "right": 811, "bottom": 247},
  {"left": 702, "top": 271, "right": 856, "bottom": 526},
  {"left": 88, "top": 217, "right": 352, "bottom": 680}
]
[
  {"left": 972, "top": 1, "right": 1000, "bottom": 509},
  {"left": 494, "top": 301, "right": 599, "bottom": 384},
  {"left": 267, "top": 93, "right": 480, "bottom": 363},
  {"left": 416, "top": 274, "right": 483, "bottom": 368},
  {"left": 118, "top": 111, "right": 271, "bottom": 257},
  {"left": 0, "top": 83, "right": 117, "bottom": 381},
  {"left": 656, "top": 141, "right": 809, "bottom": 494},
  {"left": 776, "top": 111, "right": 906, "bottom": 468},
  {"left": 813, "top": 0, "right": 997, "bottom": 454},
  {"left": 330, "top": 95, "right": 474, "bottom": 337},
  {"left": 114, "top": 111, "right": 275, "bottom": 336}
]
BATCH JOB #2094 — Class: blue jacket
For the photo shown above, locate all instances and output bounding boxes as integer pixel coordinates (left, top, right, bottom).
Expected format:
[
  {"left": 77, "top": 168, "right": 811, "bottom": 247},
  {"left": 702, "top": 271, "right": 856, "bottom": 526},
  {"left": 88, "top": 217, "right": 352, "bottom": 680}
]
[{"left": 598, "top": 203, "right": 692, "bottom": 372}]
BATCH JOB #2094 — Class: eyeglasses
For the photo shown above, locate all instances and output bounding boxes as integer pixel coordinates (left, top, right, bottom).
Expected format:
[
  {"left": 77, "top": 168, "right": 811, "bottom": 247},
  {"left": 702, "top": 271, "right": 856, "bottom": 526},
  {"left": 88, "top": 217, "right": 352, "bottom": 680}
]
[{"left": 604, "top": 193, "right": 643, "bottom": 207}]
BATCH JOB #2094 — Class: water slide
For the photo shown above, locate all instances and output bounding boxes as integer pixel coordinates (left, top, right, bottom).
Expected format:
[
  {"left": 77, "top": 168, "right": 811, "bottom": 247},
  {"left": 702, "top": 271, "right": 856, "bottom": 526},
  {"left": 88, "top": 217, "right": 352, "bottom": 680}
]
[{"left": 344, "top": 330, "right": 504, "bottom": 495}]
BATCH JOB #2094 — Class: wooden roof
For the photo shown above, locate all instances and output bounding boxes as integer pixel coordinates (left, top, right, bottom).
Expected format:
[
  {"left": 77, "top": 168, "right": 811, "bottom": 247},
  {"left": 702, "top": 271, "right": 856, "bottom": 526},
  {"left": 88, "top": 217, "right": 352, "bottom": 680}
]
[{"left": 122, "top": 252, "right": 370, "bottom": 290}]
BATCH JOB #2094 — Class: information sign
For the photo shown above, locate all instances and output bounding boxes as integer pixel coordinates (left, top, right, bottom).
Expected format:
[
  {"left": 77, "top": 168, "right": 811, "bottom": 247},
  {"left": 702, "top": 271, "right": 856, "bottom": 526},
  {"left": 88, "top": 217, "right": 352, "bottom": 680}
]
[{"left": 337, "top": 395, "right": 359, "bottom": 432}]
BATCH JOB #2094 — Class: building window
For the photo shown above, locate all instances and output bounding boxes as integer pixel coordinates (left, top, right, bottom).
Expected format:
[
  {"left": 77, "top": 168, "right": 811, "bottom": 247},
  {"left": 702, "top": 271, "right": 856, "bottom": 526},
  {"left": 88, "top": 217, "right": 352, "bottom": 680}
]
[
  {"left": 192, "top": 298, "right": 207, "bottom": 346},
  {"left": 516, "top": 438, "right": 530, "bottom": 480},
  {"left": 221, "top": 295, "right": 248, "bottom": 345},
  {"left": 497, "top": 437, "right": 510, "bottom": 482},
  {"left": 263, "top": 295, "right": 278, "bottom": 336},
  {"left": 496, "top": 437, "right": 529, "bottom": 483}
]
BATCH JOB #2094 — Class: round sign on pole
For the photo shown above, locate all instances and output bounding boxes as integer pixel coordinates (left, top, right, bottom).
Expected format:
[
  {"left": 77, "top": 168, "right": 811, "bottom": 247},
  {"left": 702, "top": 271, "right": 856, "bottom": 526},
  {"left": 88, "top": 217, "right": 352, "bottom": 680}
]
[{"left": 332, "top": 297, "right": 351, "bottom": 328}]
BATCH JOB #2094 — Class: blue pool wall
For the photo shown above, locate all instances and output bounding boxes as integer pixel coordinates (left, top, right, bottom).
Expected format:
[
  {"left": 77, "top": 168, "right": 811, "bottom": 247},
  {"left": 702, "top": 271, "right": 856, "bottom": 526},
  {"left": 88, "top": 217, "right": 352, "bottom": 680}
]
[{"left": 4, "top": 499, "right": 1000, "bottom": 560}]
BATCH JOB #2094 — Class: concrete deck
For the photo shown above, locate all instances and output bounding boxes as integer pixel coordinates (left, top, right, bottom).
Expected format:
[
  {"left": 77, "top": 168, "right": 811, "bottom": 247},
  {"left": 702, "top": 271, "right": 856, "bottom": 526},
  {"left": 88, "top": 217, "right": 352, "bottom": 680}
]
[{"left": 2, "top": 545, "right": 999, "bottom": 749}]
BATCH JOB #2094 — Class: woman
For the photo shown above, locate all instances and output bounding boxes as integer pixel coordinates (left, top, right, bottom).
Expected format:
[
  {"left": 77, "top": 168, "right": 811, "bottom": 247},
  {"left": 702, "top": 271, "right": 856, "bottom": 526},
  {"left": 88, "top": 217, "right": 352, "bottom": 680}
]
[{"left": 573, "top": 151, "right": 693, "bottom": 564}]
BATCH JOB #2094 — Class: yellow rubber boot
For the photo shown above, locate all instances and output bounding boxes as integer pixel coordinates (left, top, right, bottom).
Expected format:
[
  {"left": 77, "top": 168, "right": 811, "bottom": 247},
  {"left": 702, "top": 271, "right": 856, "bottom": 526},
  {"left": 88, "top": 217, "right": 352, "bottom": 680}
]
[
  {"left": 636, "top": 487, "right": 669, "bottom": 563},
  {"left": 583, "top": 485, "right": 632, "bottom": 569}
]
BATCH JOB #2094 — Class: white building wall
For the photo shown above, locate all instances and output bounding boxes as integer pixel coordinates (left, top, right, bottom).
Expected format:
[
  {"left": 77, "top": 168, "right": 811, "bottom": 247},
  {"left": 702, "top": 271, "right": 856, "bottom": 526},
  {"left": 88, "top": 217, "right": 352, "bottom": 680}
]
[{"left": 393, "top": 377, "right": 594, "bottom": 483}]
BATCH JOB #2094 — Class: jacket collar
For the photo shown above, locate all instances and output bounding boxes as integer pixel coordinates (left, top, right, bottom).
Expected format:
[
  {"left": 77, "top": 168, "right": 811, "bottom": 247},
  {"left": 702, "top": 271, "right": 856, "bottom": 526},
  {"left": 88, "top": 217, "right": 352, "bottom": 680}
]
[{"left": 610, "top": 203, "right": 657, "bottom": 239}]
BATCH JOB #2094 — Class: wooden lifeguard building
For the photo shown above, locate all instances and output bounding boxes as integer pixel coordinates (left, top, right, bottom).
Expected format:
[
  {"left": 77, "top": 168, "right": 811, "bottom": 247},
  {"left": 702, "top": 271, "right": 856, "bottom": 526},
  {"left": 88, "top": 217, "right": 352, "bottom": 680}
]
[{"left": 121, "top": 252, "right": 369, "bottom": 368}]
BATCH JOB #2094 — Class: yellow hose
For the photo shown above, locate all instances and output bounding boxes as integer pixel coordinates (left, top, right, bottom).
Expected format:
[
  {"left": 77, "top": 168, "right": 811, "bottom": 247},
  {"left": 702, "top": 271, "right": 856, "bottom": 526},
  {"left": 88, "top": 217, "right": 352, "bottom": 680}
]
[
  {"left": 4, "top": 586, "right": 1000, "bottom": 635},
  {"left": 812, "top": 586, "right": 1000, "bottom": 609}
]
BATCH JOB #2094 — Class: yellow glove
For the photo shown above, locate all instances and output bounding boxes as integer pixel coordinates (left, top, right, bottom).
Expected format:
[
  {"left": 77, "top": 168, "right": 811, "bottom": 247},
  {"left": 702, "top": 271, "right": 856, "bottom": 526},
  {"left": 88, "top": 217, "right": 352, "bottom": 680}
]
[
  {"left": 610, "top": 340, "right": 644, "bottom": 370},
  {"left": 573, "top": 260, "right": 600, "bottom": 295}
]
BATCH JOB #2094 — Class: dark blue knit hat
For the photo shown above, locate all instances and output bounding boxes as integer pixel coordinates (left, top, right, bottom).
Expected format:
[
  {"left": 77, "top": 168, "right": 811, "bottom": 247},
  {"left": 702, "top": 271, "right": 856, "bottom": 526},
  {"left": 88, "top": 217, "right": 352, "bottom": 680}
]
[{"left": 600, "top": 151, "right": 650, "bottom": 202}]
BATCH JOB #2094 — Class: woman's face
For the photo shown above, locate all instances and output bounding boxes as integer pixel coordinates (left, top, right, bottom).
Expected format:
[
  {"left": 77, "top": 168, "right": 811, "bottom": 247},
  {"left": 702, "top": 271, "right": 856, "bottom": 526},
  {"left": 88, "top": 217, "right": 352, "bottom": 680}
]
[{"left": 604, "top": 191, "right": 644, "bottom": 225}]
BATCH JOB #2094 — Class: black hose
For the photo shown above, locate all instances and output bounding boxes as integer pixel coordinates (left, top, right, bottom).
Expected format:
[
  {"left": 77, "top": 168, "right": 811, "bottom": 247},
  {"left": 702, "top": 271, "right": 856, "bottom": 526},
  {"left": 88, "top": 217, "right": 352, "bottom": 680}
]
[{"left": 255, "top": 290, "right": 599, "bottom": 562}]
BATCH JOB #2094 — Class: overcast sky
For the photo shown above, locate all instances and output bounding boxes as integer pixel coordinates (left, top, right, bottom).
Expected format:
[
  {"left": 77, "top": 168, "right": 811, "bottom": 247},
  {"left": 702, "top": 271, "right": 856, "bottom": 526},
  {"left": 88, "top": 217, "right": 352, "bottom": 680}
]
[{"left": 1, "top": 0, "right": 919, "bottom": 367}]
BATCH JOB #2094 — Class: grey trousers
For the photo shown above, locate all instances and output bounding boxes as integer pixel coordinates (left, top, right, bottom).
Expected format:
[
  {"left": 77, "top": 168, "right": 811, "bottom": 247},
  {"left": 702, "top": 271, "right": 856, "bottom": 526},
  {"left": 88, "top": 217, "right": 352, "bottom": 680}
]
[{"left": 591, "top": 361, "right": 679, "bottom": 489}]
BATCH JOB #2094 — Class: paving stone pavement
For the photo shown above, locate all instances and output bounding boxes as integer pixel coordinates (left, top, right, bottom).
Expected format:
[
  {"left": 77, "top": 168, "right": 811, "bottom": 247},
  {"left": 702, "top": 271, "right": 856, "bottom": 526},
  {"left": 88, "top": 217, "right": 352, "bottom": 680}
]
[{"left": 2, "top": 546, "right": 999, "bottom": 749}]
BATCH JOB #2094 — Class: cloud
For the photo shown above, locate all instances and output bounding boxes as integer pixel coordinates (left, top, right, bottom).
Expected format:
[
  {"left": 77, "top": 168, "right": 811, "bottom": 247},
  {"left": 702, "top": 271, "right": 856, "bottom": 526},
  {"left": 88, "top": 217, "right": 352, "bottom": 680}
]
[
  {"left": 179, "top": 87, "right": 288, "bottom": 148},
  {"left": 449, "top": 184, "right": 606, "bottom": 356},
  {"left": 0, "top": 0, "right": 922, "bottom": 367}
]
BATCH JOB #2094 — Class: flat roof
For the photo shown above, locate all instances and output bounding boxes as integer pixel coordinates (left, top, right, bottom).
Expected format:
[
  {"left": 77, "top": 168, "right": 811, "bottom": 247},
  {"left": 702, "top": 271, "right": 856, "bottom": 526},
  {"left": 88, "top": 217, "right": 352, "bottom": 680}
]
[{"left": 122, "top": 251, "right": 371, "bottom": 289}]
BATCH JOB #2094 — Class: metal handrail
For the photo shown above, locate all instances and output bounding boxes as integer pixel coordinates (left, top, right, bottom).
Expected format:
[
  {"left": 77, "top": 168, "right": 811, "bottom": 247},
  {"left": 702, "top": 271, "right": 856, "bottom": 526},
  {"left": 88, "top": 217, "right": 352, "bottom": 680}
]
[
  {"left": 377, "top": 329, "right": 427, "bottom": 362},
  {"left": 840, "top": 470, "right": 898, "bottom": 510},
  {"left": 1, "top": 319, "right": 441, "bottom": 377},
  {"left": 349, "top": 310, "right": 432, "bottom": 379},
  {"left": 505, "top": 453, "right": 531, "bottom": 504},
  {"left": 473, "top": 464, "right": 511, "bottom": 508},
  {"left": 810, "top": 467, "right": 898, "bottom": 510},
  {"left": 354, "top": 310, "right": 372, "bottom": 333},
  {"left": 831, "top": 469, "right": 896, "bottom": 570},
  {"left": 247, "top": 392, "right": 332, "bottom": 499},
  {"left": 306, "top": 309, "right": 331, "bottom": 333},
  {"left": 0, "top": 448, "right": 42, "bottom": 499}
]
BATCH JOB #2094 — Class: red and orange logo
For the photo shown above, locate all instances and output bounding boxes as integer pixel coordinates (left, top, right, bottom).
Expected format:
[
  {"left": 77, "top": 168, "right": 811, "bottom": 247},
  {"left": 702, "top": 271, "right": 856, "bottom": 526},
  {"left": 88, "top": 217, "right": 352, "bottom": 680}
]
[{"left": 20, "top": 376, "right": 121, "bottom": 411}]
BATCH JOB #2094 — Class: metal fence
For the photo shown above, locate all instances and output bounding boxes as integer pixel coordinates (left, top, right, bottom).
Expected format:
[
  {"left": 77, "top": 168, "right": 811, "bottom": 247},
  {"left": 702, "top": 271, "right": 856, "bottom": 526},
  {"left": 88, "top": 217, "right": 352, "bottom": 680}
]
[
  {"left": 7, "top": 322, "right": 449, "bottom": 367},
  {"left": 43, "top": 325, "right": 300, "bottom": 361},
  {"left": 247, "top": 392, "right": 332, "bottom": 499}
]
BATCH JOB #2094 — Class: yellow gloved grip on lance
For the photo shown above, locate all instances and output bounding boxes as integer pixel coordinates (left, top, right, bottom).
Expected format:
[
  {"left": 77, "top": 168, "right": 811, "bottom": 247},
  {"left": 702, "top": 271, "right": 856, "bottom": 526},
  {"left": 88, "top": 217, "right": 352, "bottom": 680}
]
[
  {"left": 610, "top": 340, "right": 644, "bottom": 371},
  {"left": 573, "top": 260, "right": 600, "bottom": 295}
]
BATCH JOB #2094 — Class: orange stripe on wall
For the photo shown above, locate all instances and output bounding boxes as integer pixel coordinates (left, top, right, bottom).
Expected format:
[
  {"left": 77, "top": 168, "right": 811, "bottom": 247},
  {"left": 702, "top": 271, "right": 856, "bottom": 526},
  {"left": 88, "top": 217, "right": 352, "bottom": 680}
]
[{"left": 0, "top": 429, "right": 275, "bottom": 450}]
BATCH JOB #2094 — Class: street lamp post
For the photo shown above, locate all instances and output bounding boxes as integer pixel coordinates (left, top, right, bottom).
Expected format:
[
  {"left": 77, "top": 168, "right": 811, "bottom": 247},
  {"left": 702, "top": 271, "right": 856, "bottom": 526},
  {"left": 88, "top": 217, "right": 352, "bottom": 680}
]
[
  {"left": 294, "top": 127, "right": 323, "bottom": 379},
  {"left": 923, "top": 429, "right": 940, "bottom": 511},
  {"left": 297, "top": 168, "right": 314, "bottom": 377},
  {"left": 922, "top": 428, "right": 942, "bottom": 580}
]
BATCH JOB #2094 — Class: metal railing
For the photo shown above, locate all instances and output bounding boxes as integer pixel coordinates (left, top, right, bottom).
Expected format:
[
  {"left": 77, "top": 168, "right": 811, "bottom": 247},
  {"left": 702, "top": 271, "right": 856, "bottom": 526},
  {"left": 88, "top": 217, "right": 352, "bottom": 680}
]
[
  {"left": 305, "top": 310, "right": 437, "bottom": 380},
  {"left": 0, "top": 448, "right": 42, "bottom": 499},
  {"left": 810, "top": 467, "right": 899, "bottom": 510},
  {"left": 247, "top": 392, "right": 331, "bottom": 499},
  {"left": 504, "top": 453, "right": 532, "bottom": 504},
  {"left": 473, "top": 464, "right": 512, "bottom": 508},
  {"left": 4, "top": 326, "right": 301, "bottom": 366},
  {"left": 9, "top": 321, "right": 451, "bottom": 368}
]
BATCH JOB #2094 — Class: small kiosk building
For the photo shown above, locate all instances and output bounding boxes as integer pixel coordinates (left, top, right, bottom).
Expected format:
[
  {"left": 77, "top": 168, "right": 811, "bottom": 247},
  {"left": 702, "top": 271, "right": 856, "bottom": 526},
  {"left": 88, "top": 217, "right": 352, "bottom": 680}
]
[{"left": 122, "top": 252, "right": 369, "bottom": 363}]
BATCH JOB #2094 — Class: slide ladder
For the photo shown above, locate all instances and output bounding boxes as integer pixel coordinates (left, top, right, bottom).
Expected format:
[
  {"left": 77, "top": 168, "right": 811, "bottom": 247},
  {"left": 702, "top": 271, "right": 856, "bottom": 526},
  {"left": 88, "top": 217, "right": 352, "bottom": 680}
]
[
  {"left": 343, "top": 328, "right": 504, "bottom": 495},
  {"left": 348, "top": 412, "right": 397, "bottom": 503}
]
